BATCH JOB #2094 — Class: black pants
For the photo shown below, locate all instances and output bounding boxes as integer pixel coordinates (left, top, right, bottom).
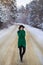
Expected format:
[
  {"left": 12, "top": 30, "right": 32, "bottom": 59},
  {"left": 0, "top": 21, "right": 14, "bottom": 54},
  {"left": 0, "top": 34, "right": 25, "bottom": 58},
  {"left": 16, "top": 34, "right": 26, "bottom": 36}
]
[{"left": 19, "top": 46, "right": 26, "bottom": 62}]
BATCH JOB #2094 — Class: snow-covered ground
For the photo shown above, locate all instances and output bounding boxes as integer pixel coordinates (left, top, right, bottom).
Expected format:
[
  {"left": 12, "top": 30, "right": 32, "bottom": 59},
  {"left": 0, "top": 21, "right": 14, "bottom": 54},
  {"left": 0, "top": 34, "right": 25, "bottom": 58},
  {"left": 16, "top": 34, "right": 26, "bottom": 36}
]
[
  {"left": 25, "top": 24, "right": 43, "bottom": 65},
  {"left": 0, "top": 22, "right": 43, "bottom": 50},
  {"left": 0, "top": 25, "right": 16, "bottom": 39},
  {"left": 26, "top": 24, "right": 43, "bottom": 48},
  {"left": 0, "top": 23, "right": 43, "bottom": 65},
  {"left": 15, "top": 23, "right": 43, "bottom": 65},
  {"left": 0, "top": 22, "right": 43, "bottom": 47}
]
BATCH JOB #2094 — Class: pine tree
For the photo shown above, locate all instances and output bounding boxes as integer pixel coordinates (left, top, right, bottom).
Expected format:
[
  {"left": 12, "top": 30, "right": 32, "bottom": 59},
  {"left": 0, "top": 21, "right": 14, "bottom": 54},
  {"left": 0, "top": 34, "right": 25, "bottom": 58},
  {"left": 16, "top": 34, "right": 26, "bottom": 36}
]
[
  {"left": 0, "top": 0, "right": 17, "bottom": 22},
  {"left": 28, "top": 0, "right": 43, "bottom": 28}
]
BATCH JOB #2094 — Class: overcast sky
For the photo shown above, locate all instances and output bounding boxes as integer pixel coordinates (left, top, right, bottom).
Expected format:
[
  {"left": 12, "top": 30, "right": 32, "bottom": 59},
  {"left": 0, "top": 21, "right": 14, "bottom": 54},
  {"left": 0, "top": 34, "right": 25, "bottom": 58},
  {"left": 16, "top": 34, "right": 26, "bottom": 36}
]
[{"left": 16, "top": 0, "right": 33, "bottom": 7}]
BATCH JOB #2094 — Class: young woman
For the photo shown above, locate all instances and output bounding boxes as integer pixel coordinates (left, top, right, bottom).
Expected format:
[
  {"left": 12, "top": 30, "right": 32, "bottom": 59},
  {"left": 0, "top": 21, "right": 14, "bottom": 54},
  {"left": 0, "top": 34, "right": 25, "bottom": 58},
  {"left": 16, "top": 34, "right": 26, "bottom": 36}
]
[{"left": 17, "top": 25, "right": 26, "bottom": 62}]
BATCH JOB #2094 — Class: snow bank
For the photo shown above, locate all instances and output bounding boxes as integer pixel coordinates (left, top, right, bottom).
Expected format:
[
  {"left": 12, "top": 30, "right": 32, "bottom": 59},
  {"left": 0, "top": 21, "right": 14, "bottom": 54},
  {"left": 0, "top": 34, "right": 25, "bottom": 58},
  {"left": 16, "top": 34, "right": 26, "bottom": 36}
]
[{"left": 26, "top": 25, "right": 43, "bottom": 48}]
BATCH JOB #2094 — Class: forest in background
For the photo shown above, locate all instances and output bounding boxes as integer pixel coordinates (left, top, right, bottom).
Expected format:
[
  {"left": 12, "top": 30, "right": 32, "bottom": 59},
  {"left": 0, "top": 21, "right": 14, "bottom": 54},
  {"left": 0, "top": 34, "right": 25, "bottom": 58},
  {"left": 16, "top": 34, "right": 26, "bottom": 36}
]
[{"left": 0, "top": 0, "right": 43, "bottom": 30}]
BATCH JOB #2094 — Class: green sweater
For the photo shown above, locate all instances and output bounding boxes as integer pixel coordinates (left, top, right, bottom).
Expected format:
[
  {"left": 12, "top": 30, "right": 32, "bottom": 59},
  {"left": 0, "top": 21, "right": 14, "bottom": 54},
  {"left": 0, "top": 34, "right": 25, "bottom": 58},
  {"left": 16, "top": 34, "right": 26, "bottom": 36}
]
[{"left": 17, "top": 30, "right": 26, "bottom": 48}]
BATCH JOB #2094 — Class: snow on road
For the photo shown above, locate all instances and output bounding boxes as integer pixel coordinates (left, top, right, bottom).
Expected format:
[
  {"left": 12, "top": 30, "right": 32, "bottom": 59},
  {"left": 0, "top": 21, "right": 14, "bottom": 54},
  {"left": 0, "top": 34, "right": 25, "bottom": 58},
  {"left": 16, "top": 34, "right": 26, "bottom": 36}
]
[
  {"left": 26, "top": 25, "right": 43, "bottom": 47},
  {"left": 0, "top": 23, "right": 43, "bottom": 65},
  {"left": 15, "top": 23, "right": 43, "bottom": 65},
  {"left": 25, "top": 24, "right": 43, "bottom": 65},
  {"left": 0, "top": 25, "right": 16, "bottom": 39}
]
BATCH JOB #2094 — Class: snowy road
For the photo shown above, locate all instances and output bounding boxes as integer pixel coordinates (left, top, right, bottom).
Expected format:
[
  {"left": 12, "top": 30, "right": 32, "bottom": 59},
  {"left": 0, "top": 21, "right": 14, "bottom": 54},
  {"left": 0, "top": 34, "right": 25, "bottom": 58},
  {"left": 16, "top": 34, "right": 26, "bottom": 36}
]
[{"left": 0, "top": 23, "right": 43, "bottom": 65}]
